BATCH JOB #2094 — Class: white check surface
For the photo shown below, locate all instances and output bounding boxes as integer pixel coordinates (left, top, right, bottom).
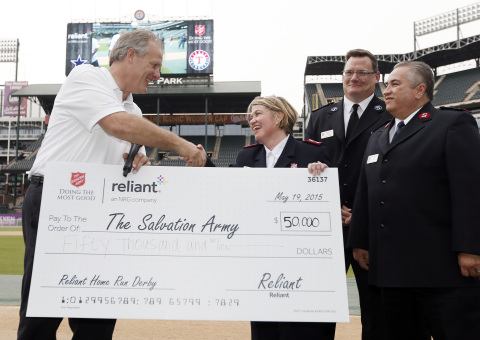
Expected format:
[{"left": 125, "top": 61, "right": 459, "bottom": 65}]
[{"left": 27, "top": 162, "right": 348, "bottom": 322}]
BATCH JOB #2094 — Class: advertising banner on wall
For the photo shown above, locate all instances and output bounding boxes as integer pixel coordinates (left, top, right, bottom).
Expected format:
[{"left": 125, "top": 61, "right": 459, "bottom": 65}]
[
  {"left": 3, "top": 81, "right": 28, "bottom": 117},
  {"left": 187, "top": 20, "right": 214, "bottom": 74},
  {"left": 65, "top": 23, "right": 93, "bottom": 76},
  {"left": 0, "top": 214, "right": 22, "bottom": 226},
  {"left": 144, "top": 114, "right": 248, "bottom": 125},
  {"left": 65, "top": 20, "right": 214, "bottom": 77}
]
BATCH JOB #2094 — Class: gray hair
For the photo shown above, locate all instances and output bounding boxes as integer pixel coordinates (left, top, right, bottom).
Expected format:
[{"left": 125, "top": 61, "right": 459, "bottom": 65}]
[
  {"left": 394, "top": 61, "right": 434, "bottom": 100},
  {"left": 109, "top": 29, "right": 163, "bottom": 66}
]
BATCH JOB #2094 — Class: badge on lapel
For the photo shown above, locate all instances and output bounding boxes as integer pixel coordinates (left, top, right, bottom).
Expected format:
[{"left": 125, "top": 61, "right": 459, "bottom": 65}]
[
  {"left": 331, "top": 107, "right": 338, "bottom": 112},
  {"left": 419, "top": 112, "right": 431, "bottom": 119},
  {"left": 374, "top": 105, "right": 383, "bottom": 111}
]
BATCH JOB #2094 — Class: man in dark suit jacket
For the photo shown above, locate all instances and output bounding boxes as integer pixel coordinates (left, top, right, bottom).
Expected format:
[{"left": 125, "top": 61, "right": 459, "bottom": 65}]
[
  {"left": 232, "top": 134, "right": 329, "bottom": 168},
  {"left": 348, "top": 61, "right": 480, "bottom": 339},
  {"left": 305, "top": 49, "right": 391, "bottom": 339}
]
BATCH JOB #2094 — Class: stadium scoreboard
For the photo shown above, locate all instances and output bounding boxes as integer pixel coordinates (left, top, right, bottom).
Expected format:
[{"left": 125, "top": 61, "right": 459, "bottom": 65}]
[{"left": 65, "top": 20, "right": 214, "bottom": 77}]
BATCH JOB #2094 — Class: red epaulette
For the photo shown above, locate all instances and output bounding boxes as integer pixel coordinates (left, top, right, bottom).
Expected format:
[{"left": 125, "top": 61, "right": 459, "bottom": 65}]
[
  {"left": 243, "top": 143, "right": 261, "bottom": 149},
  {"left": 304, "top": 139, "right": 324, "bottom": 146},
  {"left": 440, "top": 106, "right": 470, "bottom": 113}
]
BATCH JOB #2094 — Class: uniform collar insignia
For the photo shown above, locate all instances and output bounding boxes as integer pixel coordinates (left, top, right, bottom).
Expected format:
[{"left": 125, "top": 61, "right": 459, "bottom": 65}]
[
  {"left": 243, "top": 143, "right": 260, "bottom": 149},
  {"left": 419, "top": 112, "right": 431, "bottom": 119}
]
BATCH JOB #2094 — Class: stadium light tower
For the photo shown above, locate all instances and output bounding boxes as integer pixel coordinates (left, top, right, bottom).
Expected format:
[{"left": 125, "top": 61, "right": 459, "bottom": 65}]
[
  {"left": 414, "top": 3, "right": 480, "bottom": 57},
  {"left": 1, "top": 39, "right": 21, "bottom": 205},
  {"left": 0, "top": 38, "right": 20, "bottom": 81}
]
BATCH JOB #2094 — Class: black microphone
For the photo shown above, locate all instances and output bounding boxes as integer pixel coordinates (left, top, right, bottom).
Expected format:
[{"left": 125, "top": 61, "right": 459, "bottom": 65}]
[{"left": 123, "top": 143, "right": 142, "bottom": 177}]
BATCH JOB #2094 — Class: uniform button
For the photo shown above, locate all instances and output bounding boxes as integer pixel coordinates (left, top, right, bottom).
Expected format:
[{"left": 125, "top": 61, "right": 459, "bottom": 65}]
[
  {"left": 382, "top": 180, "right": 386, "bottom": 184},
  {"left": 343, "top": 183, "right": 348, "bottom": 187},
  {"left": 344, "top": 164, "right": 348, "bottom": 168},
  {"left": 344, "top": 201, "right": 349, "bottom": 205},
  {"left": 383, "top": 158, "right": 388, "bottom": 163},
  {"left": 380, "top": 224, "right": 385, "bottom": 228},
  {"left": 380, "top": 201, "right": 385, "bottom": 206}
]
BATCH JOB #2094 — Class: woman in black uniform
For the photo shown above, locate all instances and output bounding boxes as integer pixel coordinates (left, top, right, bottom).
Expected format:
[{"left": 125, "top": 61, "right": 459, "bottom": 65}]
[
  {"left": 221, "top": 96, "right": 331, "bottom": 339},
  {"left": 232, "top": 96, "right": 330, "bottom": 175}
]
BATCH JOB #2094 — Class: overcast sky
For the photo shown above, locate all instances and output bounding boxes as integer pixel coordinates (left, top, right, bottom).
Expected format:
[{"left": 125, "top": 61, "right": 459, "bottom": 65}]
[{"left": 1, "top": 0, "right": 480, "bottom": 113}]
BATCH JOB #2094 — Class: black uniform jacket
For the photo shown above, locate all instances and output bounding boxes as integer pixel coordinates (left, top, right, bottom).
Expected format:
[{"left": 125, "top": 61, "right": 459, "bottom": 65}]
[
  {"left": 348, "top": 102, "right": 480, "bottom": 288},
  {"left": 230, "top": 134, "right": 330, "bottom": 168},
  {"left": 306, "top": 96, "right": 392, "bottom": 208}
]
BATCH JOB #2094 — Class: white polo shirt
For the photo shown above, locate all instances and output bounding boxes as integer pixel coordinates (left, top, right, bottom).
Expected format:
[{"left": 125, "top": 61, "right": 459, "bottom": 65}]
[{"left": 30, "top": 65, "right": 145, "bottom": 178}]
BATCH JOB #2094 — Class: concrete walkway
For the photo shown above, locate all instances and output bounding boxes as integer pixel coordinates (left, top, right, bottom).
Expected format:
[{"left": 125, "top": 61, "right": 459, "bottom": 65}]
[{"left": 0, "top": 306, "right": 362, "bottom": 340}]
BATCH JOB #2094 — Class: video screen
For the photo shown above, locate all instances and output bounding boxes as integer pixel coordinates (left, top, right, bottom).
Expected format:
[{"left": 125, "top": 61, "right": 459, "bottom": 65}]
[{"left": 65, "top": 20, "right": 213, "bottom": 76}]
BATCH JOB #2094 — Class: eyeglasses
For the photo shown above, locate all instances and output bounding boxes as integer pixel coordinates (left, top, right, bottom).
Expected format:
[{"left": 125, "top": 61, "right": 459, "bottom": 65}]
[{"left": 342, "top": 70, "right": 376, "bottom": 78}]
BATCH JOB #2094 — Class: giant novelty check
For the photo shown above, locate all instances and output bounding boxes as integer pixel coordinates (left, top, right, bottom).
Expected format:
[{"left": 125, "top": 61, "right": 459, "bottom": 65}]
[{"left": 27, "top": 162, "right": 349, "bottom": 322}]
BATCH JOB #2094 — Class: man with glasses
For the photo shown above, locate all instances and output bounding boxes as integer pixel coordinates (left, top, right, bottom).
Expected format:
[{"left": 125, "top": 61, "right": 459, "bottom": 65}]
[
  {"left": 305, "top": 49, "right": 391, "bottom": 339},
  {"left": 348, "top": 60, "right": 480, "bottom": 339}
]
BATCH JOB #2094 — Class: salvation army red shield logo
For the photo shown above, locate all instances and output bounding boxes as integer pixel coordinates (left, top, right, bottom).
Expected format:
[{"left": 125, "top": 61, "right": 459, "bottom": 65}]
[
  {"left": 70, "top": 172, "right": 86, "bottom": 188},
  {"left": 419, "top": 112, "right": 431, "bottom": 119},
  {"left": 195, "top": 25, "right": 206, "bottom": 36}
]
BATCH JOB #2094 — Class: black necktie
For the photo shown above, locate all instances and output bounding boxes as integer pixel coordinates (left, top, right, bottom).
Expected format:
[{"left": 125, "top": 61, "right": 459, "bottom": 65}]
[
  {"left": 392, "top": 121, "right": 405, "bottom": 142},
  {"left": 346, "top": 104, "right": 359, "bottom": 142}
]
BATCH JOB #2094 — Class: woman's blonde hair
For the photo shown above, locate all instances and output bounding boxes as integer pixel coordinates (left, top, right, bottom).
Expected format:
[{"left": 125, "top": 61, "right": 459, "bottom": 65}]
[{"left": 247, "top": 96, "right": 298, "bottom": 135}]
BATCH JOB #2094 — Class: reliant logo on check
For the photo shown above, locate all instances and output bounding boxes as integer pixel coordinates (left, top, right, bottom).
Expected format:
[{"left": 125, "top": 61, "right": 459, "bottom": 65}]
[{"left": 111, "top": 175, "right": 167, "bottom": 193}]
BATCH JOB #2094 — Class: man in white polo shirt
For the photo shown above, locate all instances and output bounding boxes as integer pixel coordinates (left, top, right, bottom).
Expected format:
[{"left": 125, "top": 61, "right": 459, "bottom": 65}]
[{"left": 18, "top": 29, "right": 206, "bottom": 340}]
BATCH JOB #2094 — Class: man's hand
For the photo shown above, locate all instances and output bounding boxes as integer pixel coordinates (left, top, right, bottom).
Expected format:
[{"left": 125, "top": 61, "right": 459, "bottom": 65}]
[
  {"left": 182, "top": 143, "right": 207, "bottom": 167},
  {"left": 341, "top": 205, "right": 352, "bottom": 226},
  {"left": 353, "top": 248, "right": 369, "bottom": 270},
  {"left": 98, "top": 112, "right": 207, "bottom": 166},
  {"left": 458, "top": 252, "right": 480, "bottom": 279},
  {"left": 308, "top": 162, "right": 328, "bottom": 176},
  {"left": 123, "top": 152, "right": 151, "bottom": 174}
]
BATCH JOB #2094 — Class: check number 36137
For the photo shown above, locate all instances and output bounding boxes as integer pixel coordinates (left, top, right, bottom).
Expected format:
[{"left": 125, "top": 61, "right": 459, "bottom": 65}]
[{"left": 307, "top": 176, "right": 327, "bottom": 183}]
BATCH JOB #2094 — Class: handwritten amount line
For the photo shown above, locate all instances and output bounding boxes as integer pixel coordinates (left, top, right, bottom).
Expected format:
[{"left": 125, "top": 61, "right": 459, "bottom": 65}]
[{"left": 45, "top": 253, "right": 334, "bottom": 259}]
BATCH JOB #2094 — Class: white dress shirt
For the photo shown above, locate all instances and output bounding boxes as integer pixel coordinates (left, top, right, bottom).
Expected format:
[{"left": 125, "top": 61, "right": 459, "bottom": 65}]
[
  {"left": 264, "top": 135, "right": 289, "bottom": 168},
  {"left": 343, "top": 94, "right": 374, "bottom": 135},
  {"left": 388, "top": 109, "right": 420, "bottom": 143}
]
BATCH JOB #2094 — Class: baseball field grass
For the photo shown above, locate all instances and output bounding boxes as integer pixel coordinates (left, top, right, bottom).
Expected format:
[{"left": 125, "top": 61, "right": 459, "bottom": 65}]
[{"left": 0, "top": 235, "right": 24, "bottom": 275}]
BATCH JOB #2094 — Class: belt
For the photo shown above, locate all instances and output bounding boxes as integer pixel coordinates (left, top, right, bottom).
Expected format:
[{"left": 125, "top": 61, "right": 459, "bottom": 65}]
[{"left": 30, "top": 175, "right": 44, "bottom": 184}]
